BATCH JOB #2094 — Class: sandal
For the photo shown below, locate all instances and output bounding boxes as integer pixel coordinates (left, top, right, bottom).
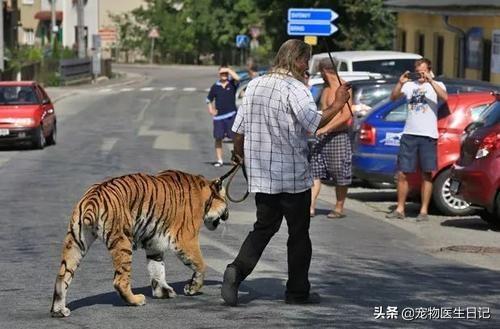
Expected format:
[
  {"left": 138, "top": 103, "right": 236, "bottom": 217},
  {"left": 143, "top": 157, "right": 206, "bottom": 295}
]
[{"left": 327, "top": 211, "right": 346, "bottom": 219}]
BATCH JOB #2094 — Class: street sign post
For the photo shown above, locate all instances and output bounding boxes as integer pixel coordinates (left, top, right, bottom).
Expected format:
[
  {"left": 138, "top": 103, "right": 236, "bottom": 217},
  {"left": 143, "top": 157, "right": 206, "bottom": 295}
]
[
  {"left": 287, "top": 8, "right": 339, "bottom": 37},
  {"left": 148, "top": 28, "right": 159, "bottom": 64},
  {"left": 236, "top": 35, "right": 249, "bottom": 48}
]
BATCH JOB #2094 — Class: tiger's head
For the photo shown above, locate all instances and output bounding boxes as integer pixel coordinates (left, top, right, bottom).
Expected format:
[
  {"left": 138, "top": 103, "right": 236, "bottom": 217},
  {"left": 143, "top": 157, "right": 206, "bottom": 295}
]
[{"left": 203, "top": 178, "right": 229, "bottom": 231}]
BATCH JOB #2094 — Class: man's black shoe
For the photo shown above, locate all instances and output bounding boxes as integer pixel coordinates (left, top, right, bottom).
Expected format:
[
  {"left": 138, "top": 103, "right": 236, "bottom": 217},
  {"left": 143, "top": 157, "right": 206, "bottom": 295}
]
[
  {"left": 285, "top": 292, "right": 321, "bottom": 305},
  {"left": 221, "top": 265, "right": 240, "bottom": 306}
]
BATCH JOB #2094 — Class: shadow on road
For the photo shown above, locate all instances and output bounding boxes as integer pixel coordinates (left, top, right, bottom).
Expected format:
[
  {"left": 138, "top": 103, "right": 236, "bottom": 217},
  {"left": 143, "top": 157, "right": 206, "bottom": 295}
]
[{"left": 441, "top": 218, "right": 500, "bottom": 232}]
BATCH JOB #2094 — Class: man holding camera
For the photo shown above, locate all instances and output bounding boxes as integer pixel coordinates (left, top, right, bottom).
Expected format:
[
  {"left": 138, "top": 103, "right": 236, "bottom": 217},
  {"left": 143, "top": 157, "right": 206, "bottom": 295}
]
[{"left": 386, "top": 58, "right": 447, "bottom": 221}]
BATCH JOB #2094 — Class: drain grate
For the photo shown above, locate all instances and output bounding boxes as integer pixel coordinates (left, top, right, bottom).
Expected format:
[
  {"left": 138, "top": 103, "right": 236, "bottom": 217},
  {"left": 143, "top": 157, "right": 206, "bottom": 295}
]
[{"left": 439, "top": 245, "right": 500, "bottom": 254}]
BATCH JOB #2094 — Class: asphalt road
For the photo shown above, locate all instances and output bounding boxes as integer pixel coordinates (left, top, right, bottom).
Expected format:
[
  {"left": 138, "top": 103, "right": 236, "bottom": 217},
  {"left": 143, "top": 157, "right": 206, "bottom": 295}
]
[{"left": 0, "top": 65, "right": 499, "bottom": 329}]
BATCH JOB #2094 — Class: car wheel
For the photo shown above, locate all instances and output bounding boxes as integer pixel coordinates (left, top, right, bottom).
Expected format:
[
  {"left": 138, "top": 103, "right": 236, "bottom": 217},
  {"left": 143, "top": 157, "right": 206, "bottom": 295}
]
[
  {"left": 432, "top": 168, "right": 474, "bottom": 216},
  {"left": 479, "top": 193, "right": 500, "bottom": 228},
  {"left": 33, "top": 126, "right": 45, "bottom": 149},
  {"left": 46, "top": 122, "right": 57, "bottom": 146}
]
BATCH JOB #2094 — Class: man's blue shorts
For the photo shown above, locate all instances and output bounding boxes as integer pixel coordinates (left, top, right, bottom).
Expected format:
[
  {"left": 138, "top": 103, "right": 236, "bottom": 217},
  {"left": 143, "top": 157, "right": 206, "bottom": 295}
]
[
  {"left": 397, "top": 134, "right": 437, "bottom": 173},
  {"left": 213, "top": 115, "right": 235, "bottom": 140}
]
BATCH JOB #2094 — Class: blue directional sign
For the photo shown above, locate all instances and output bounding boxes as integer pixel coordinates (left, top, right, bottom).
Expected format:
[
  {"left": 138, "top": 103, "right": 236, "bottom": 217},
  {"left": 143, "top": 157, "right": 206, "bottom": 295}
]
[
  {"left": 236, "top": 34, "right": 249, "bottom": 48},
  {"left": 287, "top": 8, "right": 339, "bottom": 37},
  {"left": 287, "top": 22, "right": 338, "bottom": 36},
  {"left": 288, "top": 8, "right": 338, "bottom": 22}
]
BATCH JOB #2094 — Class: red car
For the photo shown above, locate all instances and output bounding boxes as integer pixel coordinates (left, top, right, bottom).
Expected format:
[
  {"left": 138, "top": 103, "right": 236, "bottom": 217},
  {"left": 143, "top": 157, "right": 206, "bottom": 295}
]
[
  {"left": 451, "top": 95, "right": 500, "bottom": 225},
  {"left": 407, "top": 92, "right": 496, "bottom": 215},
  {"left": 0, "top": 81, "right": 56, "bottom": 149}
]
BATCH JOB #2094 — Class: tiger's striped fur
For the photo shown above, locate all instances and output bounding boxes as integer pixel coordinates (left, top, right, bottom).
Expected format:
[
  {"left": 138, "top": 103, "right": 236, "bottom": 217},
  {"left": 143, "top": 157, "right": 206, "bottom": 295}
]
[{"left": 50, "top": 170, "right": 229, "bottom": 317}]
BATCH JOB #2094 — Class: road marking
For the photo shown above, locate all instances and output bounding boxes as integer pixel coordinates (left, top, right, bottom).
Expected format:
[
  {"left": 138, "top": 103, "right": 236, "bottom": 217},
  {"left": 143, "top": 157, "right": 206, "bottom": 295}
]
[
  {"left": 204, "top": 88, "right": 210, "bottom": 92},
  {"left": 135, "top": 99, "right": 152, "bottom": 122},
  {"left": 120, "top": 87, "right": 134, "bottom": 92},
  {"left": 161, "top": 87, "right": 176, "bottom": 91},
  {"left": 153, "top": 132, "right": 192, "bottom": 150},
  {"left": 182, "top": 87, "right": 197, "bottom": 92},
  {"left": 140, "top": 87, "right": 154, "bottom": 91},
  {"left": 100, "top": 138, "right": 118, "bottom": 155},
  {"left": 99, "top": 88, "right": 113, "bottom": 93},
  {"left": 0, "top": 156, "right": 12, "bottom": 168}
]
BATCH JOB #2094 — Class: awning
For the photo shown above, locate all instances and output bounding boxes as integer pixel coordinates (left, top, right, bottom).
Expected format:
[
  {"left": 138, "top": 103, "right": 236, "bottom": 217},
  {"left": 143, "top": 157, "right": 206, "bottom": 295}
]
[{"left": 34, "top": 11, "right": 63, "bottom": 21}]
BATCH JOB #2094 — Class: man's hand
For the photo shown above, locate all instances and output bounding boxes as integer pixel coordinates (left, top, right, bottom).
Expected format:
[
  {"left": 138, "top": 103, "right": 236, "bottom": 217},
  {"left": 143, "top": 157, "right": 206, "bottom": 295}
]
[
  {"left": 399, "top": 71, "right": 410, "bottom": 84},
  {"left": 332, "top": 83, "right": 351, "bottom": 108},
  {"left": 208, "top": 107, "right": 218, "bottom": 116},
  {"left": 422, "top": 71, "right": 434, "bottom": 83}
]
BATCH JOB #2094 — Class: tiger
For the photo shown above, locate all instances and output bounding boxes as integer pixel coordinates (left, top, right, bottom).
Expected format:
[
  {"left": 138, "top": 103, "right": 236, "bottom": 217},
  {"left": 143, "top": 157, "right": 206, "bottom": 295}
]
[{"left": 50, "top": 169, "right": 233, "bottom": 317}]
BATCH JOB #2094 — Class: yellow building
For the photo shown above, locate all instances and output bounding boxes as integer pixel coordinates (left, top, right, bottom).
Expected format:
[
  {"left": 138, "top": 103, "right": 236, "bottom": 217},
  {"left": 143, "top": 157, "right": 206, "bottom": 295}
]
[{"left": 386, "top": 0, "right": 500, "bottom": 84}]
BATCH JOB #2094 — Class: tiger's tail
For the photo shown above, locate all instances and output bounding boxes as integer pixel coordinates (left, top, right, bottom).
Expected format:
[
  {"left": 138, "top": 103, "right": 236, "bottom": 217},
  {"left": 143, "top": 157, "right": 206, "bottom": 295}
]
[{"left": 50, "top": 189, "right": 99, "bottom": 317}]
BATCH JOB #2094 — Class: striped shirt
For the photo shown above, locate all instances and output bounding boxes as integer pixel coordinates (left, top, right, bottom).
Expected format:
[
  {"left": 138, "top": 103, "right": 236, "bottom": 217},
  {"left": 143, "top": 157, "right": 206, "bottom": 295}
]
[{"left": 232, "top": 73, "right": 321, "bottom": 194}]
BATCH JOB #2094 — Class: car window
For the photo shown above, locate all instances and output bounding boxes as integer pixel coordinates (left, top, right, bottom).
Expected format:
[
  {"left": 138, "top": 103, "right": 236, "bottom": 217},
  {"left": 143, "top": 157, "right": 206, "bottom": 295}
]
[
  {"left": 479, "top": 101, "right": 500, "bottom": 127},
  {"left": 0, "top": 86, "right": 39, "bottom": 105},
  {"left": 339, "top": 62, "right": 348, "bottom": 71},
  {"left": 470, "top": 104, "right": 490, "bottom": 121},
  {"left": 445, "top": 84, "right": 497, "bottom": 94},
  {"left": 352, "top": 59, "right": 416, "bottom": 76},
  {"left": 384, "top": 101, "right": 408, "bottom": 122},
  {"left": 358, "top": 85, "right": 394, "bottom": 108}
]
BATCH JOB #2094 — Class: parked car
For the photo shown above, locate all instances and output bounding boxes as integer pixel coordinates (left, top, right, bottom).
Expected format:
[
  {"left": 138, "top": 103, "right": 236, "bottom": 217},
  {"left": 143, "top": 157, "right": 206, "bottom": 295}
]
[
  {"left": 309, "top": 51, "right": 422, "bottom": 76},
  {"left": 0, "top": 81, "right": 56, "bottom": 149},
  {"left": 451, "top": 95, "right": 500, "bottom": 225},
  {"left": 352, "top": 91, "right": 497, "bottom": 215}
]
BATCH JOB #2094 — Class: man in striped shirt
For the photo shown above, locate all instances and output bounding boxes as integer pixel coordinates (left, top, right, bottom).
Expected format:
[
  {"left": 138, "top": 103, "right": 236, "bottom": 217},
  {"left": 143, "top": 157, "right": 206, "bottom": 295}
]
[{"left": 221, "top": 39, "right": 351, "bottom": 306}]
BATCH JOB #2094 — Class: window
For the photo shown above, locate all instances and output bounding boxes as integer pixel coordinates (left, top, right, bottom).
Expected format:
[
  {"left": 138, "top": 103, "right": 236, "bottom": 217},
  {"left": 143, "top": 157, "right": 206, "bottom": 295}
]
[
  {"left": 339, "top": 62, "right": 348, "bottom": 71},
  {"left": 398, "top": 29, "right": 407, "bottom": 52},
  {"left": 0, "top": 87, "right": 39, "bottom": 105},
  {"left": 470, "top": 104, "right": 490, "bottom": 122},
  {"left": 384, "top": 102, "right": 408, "bottom": 122},
  {"left": 479, "top": 102, "right": 500, "bottom": 127},
  {"left": 24, "top": 29, "right": 35, "bottom": 45},
  {"left": 416, "top": 32, "right": 425, "bottom": 56},
  {"left": 352, "top": 59, "right": 416, "bottom": 76},
  {"left": 435, "top": 35, "right": 444, "bottom": 76}
]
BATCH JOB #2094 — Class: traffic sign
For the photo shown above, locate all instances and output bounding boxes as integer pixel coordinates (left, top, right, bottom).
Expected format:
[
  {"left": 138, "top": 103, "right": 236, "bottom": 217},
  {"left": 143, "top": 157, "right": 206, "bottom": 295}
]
[
  {"left": 288, "top": 8, "right": 338, "bottom": 22},
  {"left": 236, "top": 34, "right": 249, "bottom": 48},
  {"left": 287, "top": 8, "right": 339, "bottom": 37},
  {"left": 287, "top": 22, "right": 338, "bottom": 36},
  {"left": 148, "top": 27, "right": 159, "bottom": 38}
]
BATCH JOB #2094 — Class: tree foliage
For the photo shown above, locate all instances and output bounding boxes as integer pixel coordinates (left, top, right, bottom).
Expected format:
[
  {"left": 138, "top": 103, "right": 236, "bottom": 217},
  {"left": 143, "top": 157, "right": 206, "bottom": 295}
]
[{"left": 111, "top": 0, "right": 395, "bottom": 64}]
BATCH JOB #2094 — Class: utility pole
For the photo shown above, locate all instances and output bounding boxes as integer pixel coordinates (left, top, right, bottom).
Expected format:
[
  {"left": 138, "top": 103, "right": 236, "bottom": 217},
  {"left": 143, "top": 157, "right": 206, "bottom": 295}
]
[
  {"left": 0, "top": 0, "right": 4, "bottom": 72},
  {"left": 76, "top": 0, "right": 85, "bottom": 58},
  {"left": 50, "top": 0, "right": 57, "bottom": 49}
]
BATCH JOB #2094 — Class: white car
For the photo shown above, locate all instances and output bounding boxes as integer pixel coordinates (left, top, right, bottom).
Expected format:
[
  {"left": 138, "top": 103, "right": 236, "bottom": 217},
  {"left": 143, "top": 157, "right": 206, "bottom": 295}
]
[{"left": 309, "top": 50, "right": 422, "bottom": 77}]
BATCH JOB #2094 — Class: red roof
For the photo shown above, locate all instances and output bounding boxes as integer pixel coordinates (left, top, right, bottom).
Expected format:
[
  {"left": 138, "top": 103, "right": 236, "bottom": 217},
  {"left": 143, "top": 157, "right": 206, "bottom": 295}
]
[{"left": 34, "top": 11, "right": 63, "bottom": 21}]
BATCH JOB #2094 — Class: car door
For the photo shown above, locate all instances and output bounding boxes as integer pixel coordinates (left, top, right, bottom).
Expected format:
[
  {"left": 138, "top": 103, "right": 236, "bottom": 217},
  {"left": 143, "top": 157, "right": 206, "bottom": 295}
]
[{"left": 36, "top": 85, "right": 55, "bottom": 136}]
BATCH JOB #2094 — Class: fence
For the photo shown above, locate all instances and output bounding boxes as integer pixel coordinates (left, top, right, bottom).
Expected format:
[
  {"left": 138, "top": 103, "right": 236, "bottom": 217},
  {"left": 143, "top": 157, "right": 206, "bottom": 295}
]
[{"left": 59, "top": 58, "right": 93, "bottom": 84}]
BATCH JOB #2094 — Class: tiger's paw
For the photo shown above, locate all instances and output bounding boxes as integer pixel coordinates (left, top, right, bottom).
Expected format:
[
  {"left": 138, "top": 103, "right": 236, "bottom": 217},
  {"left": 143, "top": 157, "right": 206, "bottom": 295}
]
[
  {"left": 127, "top": 293, "right": 146, "bottom": 306},
  {"left": 51, "top": 306, "right": 71, "bottom": 317},
  {"left": 153, "top": 285, "right": 177, "bottom": 299},
  {"left": 183, "top": 281, "right": 203, "bottom": 296}
]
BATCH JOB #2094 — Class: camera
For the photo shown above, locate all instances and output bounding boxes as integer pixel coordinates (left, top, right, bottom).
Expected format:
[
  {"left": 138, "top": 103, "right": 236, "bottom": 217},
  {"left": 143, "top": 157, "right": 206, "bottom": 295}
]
[{"left": 407, "top": 72, "right": 422, "bottom": 80}]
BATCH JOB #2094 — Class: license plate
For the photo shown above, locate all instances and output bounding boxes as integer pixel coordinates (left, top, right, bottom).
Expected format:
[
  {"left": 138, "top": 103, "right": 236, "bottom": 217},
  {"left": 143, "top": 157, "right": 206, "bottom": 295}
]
[
  {"left": 0, "top": 129, "right": 9, "bottom": 136},
  {"left": 450, "top": 179, "right": 460, "bottom": 195}
]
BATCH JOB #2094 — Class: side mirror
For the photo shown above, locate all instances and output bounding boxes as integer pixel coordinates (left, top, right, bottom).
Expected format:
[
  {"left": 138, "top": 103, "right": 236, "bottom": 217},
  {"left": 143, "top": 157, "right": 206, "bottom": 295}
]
[{"left": 42, "top": 98, "right": 51, "bottom": 105}]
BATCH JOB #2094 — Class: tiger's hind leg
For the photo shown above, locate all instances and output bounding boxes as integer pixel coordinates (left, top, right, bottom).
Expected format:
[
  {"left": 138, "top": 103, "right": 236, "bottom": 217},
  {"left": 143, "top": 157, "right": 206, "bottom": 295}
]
[
  {"left": 51, "top": 226, "right": 96, "bottom": 317},
  {"left": 174, "top": 240, "right": 206, "bottom": 296},
  {"left": 146, "top": 251, "right": 177, "bottom": 299},
  {"left": 109, "top": 235, "right": 145, "bottom": 306}
]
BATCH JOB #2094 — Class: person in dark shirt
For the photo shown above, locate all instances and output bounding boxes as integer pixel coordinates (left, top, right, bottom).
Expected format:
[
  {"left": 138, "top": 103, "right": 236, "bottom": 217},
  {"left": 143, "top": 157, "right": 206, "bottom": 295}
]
[{"left": 206, "top": 66, "right": 240, "bottom": 167}]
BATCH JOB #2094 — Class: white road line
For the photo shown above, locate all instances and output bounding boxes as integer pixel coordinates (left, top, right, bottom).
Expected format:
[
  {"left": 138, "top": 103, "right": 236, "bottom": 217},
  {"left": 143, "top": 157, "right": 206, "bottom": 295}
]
[
  {"left": 99, "top": 88, "right": 113, "bottom": 93},
  {"left": 204, "top": 88, "right": 210, "bottom": 92},
  {"left": 100, "top": 138, "right": 118, "bottom": 155},
  {"left": 135, "top": 98, "right": 152, "bottom": 122},
  {"left": 120, "top": 87, "right": 134, "bottom": 92},
  {"left": 182, "top": 87, "right": 197, "bottom": 92},
  {"left": 140, "top": 87, "right": 154, "bottom": 91},
  {"left": 161, "top": 87, "right": 176, "bottom": 91},
  {"left": 0, "top": 157, "right": 12, "bottom": 168}
]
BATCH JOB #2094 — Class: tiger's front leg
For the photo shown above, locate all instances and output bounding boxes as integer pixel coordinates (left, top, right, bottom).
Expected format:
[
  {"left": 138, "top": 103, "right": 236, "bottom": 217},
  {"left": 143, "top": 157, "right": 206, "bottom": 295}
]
[
  {"left": 174, "top": 241, "right": 206, "bottom": 296},
  {"left": 146, "top": 251, "right": 177, "bottom": 299}
]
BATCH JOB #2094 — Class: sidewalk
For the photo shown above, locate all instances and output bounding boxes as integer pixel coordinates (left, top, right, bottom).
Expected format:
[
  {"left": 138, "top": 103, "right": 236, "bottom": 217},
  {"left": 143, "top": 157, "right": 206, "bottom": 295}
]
[
  {"left": 317, "top": 183, "right": 500, "bottom": 271},
  {"left": 45, "top": 69, "right": 147, "bottom": 103}
]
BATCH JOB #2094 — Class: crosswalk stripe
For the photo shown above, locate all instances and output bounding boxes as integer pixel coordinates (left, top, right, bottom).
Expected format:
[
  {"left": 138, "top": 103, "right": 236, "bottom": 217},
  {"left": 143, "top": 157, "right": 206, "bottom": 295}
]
[
  {"left": 183, "top": 87, "right": 196, "bottom": 92},
  {"left": 204, "top": 88, "right": 210, "bottom": 92},
  {"left": 140, "top": 87, "right": 154, "bottom": 91},
  {"left": 99, "top": 88, "right": 113, "bottom": 93},
  {"left": 161, "top": 87, "right": 176, "bottom": 91},
  {"left": 120, "top": 87, "right": 134, "bottom": 92}
]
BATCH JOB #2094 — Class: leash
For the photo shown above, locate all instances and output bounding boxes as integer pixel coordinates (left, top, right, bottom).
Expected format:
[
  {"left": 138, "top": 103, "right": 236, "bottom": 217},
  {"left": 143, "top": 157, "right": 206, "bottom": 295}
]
[{"left": 218, "top": 152, "right": 249, "bottom": 203}]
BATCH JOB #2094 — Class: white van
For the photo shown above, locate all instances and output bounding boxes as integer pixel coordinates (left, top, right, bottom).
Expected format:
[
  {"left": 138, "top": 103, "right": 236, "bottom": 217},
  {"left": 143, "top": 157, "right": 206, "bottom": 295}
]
[{"left": 309, "top": 50, "right": 422, "bottom": 77}]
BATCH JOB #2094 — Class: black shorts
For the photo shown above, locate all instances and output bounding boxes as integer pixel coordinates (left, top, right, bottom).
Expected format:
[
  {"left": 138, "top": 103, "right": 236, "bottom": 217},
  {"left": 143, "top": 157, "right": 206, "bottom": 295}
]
[
  {"left": 398, "top": 134, "right": 437, "bottom": 173},
  {"left": 213, "top": 115, "right": 235, "bottom": 140}
]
